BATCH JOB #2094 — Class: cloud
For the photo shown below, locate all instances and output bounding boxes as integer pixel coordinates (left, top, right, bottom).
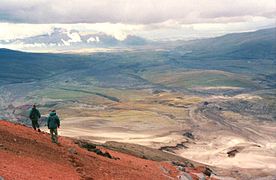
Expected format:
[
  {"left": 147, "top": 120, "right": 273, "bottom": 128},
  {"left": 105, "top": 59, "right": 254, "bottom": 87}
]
[
  {"left": 0, "top": 0, "right": 275, "bottom": 24},
  {"left": 0, "top": 23, "right": 144, "bottom": 41},
  {"left": 0, "top": 23, "right": 53, "bottom": 40}
]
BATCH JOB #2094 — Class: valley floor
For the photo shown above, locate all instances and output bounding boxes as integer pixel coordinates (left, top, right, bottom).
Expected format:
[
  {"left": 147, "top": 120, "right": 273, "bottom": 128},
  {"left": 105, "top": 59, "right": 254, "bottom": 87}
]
[{"left": 38, "top": 90, "right": 276, "bottom": 180}]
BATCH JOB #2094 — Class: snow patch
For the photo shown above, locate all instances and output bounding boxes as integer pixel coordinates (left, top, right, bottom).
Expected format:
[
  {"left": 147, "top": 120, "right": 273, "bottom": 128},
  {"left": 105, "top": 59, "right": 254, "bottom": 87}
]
[{"left": 87, "top": 36, "right": 100, "bottom": 43}]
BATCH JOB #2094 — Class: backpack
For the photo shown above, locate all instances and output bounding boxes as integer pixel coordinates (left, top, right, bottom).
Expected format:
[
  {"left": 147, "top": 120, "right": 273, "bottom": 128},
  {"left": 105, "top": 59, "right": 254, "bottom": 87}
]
[
  {"left": 48, "top": 116, "right": 54, "bottom": 122},
  {"left": 30, "top": 109, "right": 36, "bottom": 119},
  {"left": 48, "top": 115, "right": 58, "bottom": 128}
]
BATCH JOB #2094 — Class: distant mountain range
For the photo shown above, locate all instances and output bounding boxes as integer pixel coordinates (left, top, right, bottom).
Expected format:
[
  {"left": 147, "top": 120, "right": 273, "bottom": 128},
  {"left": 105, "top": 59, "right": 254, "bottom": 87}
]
[
  {"left": 0, "top": 27, "right": 275, "bottom": 59},
  {"left": 0, "top": 28, "right": 148, "bottom": 51},
  {"left": 0, "top": 28, "right": 275, "bottom": 86},
  {"left": 176, "top": 28, "right": 276, "bottom": 59}
]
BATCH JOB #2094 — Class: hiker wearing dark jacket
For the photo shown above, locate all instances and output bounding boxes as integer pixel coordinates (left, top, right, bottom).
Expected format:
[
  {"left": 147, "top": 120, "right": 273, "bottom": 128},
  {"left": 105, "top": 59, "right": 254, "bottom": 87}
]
[
  {"left": 47, "top": 110, "right": 60, "bottom": 144},
  {"left": 29, "top": 104, "right": 41, "bottom": 132}
]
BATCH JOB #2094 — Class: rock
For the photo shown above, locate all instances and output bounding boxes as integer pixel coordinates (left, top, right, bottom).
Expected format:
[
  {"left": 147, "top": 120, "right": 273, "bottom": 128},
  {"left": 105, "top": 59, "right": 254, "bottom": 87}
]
[
  {"left": 74, "top": 140, "right": 114, "bottom": 159},
  {"left": 203, "top": 102, "right": 209, "bottom": 106},
  {"left": 103, "top": 152, "right": 112, "bottom": 159},
  {"left": 0, "top": 144, "right": 3, "bottom": 148},
  {"left": 227, "top": 149, "right": 239, "bottom": 157},
  {"left": 183, "top": 132, "right": 194, "bottom": 140},
  {"left": 93, "top": 149, "right": 113, "bottom": 159},
  {"left": 172, "top": 161, "right": 195, "bottom": 169},
  {"left": 185, "top": 160, "right": 194, "bottom": 168},
  {"left": 159, "top": 141, "right": 188, "bottom": 153},
  {"left": 152, "top": 90, "right": 164, "bottom": 94},
  {"left": 176, "top": 143, "right": 188, "bottom": 149},
  {"left": 179, "top": 172, "right": 193, "bottom": 180},
  {"left": 196, "top": 173, "right": 206, "bottom": 180},
  {"left": 74, "top": 140, "right": 97, "bottom": 151},
  {"left": 76, "top": 167, "right": 83, "bottom": 173},
  {"left": 68, "top": 148, "right": 77, "bottom": 155},
  {"left": 142, "top": 155, "right": 148, "bottom": 159},
  {"left": 13, "top": 138, "right": 17, "bottom": 142},
  {"left": 94, "top": 149, "right": 102, "bottom": 155},
  {"left": 177, "top": 166, "right": 185, "bottom": 171},
  {"left": 203, "top": 167, "right": 213, "bottom": 177},
  {"left": 159, "top": 146, "right": 175, "bottom": 153}
]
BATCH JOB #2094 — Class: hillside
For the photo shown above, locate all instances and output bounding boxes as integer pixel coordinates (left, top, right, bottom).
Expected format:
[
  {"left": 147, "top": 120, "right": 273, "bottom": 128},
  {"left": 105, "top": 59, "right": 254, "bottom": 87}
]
[
  {"left": 176, "top": 28, "right": 276, "bottom": 59},
  {"left": 0, "top": 120, "right": 219, "bottom": 180}
]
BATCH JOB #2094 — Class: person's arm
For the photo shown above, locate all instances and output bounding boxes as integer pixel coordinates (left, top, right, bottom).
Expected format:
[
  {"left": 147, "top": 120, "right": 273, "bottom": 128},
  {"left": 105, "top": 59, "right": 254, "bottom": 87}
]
[
  {"left": 56, "top": 116, "right": 60, "bottom": 128},
  {"left": 47, "top": 117, "right": 50, "bottom": 129},
  {"left": 37, "top": 110, "right": 41, "bottom": 118},
  {"left": 29, "top": 109, "right": 32, "bottom": 119}
]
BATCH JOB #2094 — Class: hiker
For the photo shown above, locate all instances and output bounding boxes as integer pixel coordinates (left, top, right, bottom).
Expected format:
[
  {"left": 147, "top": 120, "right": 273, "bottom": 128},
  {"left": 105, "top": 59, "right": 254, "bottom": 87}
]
[
  {"left": 29, "top": 104, "right": 41, "bottom": 132},
  {"left": 47, "top": 110, "right": 60, "bottom": 144}
]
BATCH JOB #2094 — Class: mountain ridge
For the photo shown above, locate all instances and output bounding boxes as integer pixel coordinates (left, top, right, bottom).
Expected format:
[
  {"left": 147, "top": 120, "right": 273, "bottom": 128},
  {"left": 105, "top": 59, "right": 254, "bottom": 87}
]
[
  {"left": 0, "top": 28, "right": 149, "bottom": 51},
  {"left": 1, "top": 27, "right": 275, "bottom": 59},
  {"left": 176, "top": 27, "right": 276, "bottom": 59}
]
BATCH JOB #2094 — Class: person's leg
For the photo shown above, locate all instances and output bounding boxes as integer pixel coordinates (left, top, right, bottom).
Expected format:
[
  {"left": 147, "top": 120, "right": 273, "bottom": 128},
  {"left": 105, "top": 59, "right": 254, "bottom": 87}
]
[
  {"left": 54, "top": 128, "right": 58, "bottom": 143},
  {"left": 50, "top": 129, "right": 55, "bottom": 143},
  {"left": 31, "top": 120, "right": 36, "bottom": 130},
  {"left": 35, "top": 120, "right": 41, "bottom": 132}
]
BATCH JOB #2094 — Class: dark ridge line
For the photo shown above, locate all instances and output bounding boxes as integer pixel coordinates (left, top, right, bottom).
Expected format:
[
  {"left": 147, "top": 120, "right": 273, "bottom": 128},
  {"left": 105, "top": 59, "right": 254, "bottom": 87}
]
[{"left": 58, "top": 87, "right": 120, "bottom": 102}]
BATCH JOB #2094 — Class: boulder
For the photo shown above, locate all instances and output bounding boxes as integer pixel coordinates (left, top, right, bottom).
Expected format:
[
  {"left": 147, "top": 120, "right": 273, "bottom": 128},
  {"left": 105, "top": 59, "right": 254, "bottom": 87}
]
[
  {"left": 183, "top": 132, "right": 195, "bottom": 140},
  {"left": 68, "top": 147, "right": 77, "bottom": 155}
]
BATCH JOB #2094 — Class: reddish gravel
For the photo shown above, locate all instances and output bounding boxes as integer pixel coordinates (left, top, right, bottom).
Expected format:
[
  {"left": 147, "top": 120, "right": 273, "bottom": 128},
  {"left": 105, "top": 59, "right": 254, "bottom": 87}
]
[{"left": 0, "top": 120, "right": 181, "bottom": 180}]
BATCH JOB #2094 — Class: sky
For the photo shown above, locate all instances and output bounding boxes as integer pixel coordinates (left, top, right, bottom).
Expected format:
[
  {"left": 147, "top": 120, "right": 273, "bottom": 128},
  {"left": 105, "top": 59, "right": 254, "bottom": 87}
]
[{"left": 0, "top": 0, "right": 275, "bottom": 43}]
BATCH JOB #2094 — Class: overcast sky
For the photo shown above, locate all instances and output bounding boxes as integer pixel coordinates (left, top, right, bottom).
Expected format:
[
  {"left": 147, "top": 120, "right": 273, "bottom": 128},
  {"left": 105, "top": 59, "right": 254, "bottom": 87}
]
[{"left": 0, "top": 0, "right": 275, "bottom": 41}]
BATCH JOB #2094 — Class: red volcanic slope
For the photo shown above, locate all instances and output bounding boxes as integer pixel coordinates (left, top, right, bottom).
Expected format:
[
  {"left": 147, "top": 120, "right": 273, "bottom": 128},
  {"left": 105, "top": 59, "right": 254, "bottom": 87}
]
[{"left": 0, "top": 120, "right": 181, "bottom": 180}]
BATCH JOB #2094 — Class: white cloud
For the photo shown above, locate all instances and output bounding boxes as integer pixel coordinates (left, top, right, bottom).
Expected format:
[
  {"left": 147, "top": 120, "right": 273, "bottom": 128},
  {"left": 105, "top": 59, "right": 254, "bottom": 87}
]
[
  {"left": 0, "top": 16, "right": 275, "bottom": 44},
  {"left": 0, "top": 0, "right": 275, "bottom": 48},
  {"left": 0, "top": 0, "right": 275, "bottom": 24},
  {"left": 0, "top": 23, "right": 144, "bottom": 41},
  {"left": 0, "top": 0, "right": 276, "bottom": 46},
  {"left": 0, "top": 23, "right": 52, "bottom": 40},
  {"left": 136, "top": 16, "right": 276, "bottom": 40}
]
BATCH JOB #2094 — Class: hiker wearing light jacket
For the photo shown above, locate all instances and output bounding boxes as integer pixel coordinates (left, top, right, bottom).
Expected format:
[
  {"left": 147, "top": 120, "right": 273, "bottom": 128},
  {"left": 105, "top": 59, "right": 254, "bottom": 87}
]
[{"left": 47, "top": 110, "right": 60, "bottom": 144}]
